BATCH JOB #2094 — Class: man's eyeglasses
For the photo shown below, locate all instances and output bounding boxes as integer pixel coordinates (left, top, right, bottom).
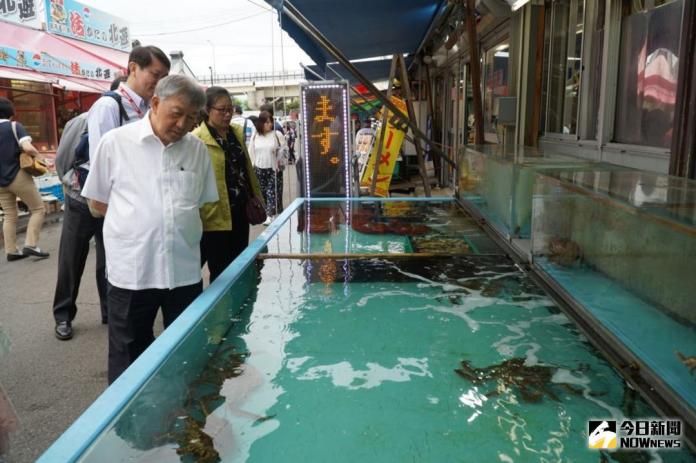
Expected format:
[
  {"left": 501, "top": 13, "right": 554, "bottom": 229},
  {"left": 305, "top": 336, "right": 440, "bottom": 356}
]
[{"left": 211, "top": 106, "right": 234, "bottom": 114}]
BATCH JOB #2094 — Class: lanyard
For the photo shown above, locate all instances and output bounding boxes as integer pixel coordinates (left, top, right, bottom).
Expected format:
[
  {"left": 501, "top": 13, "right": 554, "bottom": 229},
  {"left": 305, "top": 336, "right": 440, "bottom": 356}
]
[{"left": 118, "top": 87, "right": 144, "bottom": 118}]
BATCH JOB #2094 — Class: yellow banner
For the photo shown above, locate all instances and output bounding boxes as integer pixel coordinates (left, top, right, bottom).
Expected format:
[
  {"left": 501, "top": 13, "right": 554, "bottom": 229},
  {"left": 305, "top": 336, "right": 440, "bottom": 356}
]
[{"left": 360, "top": 96, "right": 407, "bottom": 197}]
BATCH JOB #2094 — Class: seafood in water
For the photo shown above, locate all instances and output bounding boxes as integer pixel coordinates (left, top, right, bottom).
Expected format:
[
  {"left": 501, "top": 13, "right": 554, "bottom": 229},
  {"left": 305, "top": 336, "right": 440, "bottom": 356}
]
[
  {"left": 675, "top": 351, "right": 696, "bottom": 374},
  {"left": 299, "top": 207, "right": 345, "bottom": 234},
  {"left": 547, "top": 237, "right": 582, "bottom": 267},
  {"left": 158, "top": 349, "right": 251, "bottom": 462},
  {"left": 174, "top": 417, "right": 219, "bottom": 463},
  {"left": 411, "top": 236, "right": 471, "bottom": 254},
  {"left": 351, "top": 208, "right": 430, "bottom": 236},
  {"left": 455, "top": 358, "right": 574, "bottom": 403}
]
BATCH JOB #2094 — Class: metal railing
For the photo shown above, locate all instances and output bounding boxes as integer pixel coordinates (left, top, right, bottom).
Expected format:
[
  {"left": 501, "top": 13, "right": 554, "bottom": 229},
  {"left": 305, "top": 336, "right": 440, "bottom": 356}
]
[{"left": 197, "top": 70, "right": 304, "bottom": 84}]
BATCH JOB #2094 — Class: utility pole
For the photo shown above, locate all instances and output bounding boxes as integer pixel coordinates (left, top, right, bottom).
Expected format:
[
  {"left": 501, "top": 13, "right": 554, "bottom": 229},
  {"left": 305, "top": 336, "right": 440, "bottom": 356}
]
[
  {"left": 209, "top": 66, "right": 214, "bottom": 85},
  {"left": 207, "top": 39, "right": 216, "bottom": 81}
]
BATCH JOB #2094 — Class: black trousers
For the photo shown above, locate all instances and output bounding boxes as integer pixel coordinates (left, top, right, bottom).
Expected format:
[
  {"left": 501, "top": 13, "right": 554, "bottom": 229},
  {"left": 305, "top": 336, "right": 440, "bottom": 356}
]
[
  {"left": 201, "top": 203, "right": 250, "bottom": 282},
  {"left": 52, "top": 195, "right": 107, "bottom": 323},
  {"left": 106, "top": 281, "right": 202, "bottom": 384}
]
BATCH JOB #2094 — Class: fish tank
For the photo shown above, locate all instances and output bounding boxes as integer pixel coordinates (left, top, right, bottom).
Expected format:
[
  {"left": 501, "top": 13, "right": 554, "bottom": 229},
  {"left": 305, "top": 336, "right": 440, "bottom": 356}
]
[
  {"left": 40, "top": 198, "right": 695, "bottom": 462},
  {"left": 457, "top": 145, "right": 617, "bottom": 240},
  {"left": 531, "top": 169, "right": 696, "bottom": 435}
]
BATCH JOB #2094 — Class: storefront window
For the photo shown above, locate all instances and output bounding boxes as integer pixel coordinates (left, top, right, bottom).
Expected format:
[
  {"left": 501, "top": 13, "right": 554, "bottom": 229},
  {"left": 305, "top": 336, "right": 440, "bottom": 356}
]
[
  {"left": 614, "top": 0, "right": 682, "bottom": 149},
  {"left": 546, "top": 0, "right": 584, "bottom": 135},
  {"left": 55, "top": 90, "right": 98, "bottom": 139},
  {"left": 483, "top": 41, "right": 510, "bottom": 137},
  {"left": 0, "top": 79, "right": 57, "bottom": 151}
]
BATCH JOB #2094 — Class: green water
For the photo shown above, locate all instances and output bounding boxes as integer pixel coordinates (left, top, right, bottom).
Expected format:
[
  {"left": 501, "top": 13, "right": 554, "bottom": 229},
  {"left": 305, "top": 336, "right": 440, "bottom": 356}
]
[
  {"left": 76, "top": 202, "right": 695, "bottom": 462},
  {"left": 182, "top": 257, "right": 693, "bottom": 463}
]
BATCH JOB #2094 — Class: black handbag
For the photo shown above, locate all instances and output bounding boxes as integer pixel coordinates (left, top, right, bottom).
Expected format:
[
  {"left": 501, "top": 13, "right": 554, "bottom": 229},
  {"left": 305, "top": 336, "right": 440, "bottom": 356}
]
[{"left": 245, "top": 196, "right": 267, "bottom": 225}]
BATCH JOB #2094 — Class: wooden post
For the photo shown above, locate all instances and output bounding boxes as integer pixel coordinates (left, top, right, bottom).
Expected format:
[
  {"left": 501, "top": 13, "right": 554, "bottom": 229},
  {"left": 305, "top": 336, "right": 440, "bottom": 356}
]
[
  {"left": 369, "top": 56, "right": 397, "bottom": 196},
  {"left": 397, "top": 54, "right": 432, "bottom": 196},
  {"left": 465, "top": 0, "right": 485, "bottom": 145}
]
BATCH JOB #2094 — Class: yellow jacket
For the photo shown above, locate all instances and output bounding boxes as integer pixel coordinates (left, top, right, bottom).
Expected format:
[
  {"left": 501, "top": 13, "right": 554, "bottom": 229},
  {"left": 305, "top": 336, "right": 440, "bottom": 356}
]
[{"left": 192, "top": 123, "right": 263, "bottom": 232}]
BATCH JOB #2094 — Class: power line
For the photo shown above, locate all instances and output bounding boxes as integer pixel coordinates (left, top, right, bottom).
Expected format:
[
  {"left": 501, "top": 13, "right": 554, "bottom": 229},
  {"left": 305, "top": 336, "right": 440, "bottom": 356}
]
[
  {"left": 245, "top": 0, "right": 271, "bottom": 11},
  {"left": 129, "top": 9, "right": 242, "bottom": 26},
  {"left": 134, "top": 10, "right": 267, "bottom": 36}
]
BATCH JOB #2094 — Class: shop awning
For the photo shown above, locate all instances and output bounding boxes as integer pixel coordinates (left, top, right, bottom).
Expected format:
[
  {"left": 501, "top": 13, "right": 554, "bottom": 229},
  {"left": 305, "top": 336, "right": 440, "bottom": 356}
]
[
  {"left": 50, "top": 34, "right": 129, "bottom": 71},
  {"left": 304, "top": 57, "right": 412, "bottom": 86},
  {"left": 0, "top": 66, "right": 54, "bottom": 84},
  {"left": 266, "top": 0, "right": 447, "bottom": 69},
  {"left": 0, "top": 66, "right": 109, "bottom": 94},
  {"left": 0, "top": 22, "right": 126, "bottom": 82},
  {"left": 54, "top": 76, "right": 111, "bottom": 93}
]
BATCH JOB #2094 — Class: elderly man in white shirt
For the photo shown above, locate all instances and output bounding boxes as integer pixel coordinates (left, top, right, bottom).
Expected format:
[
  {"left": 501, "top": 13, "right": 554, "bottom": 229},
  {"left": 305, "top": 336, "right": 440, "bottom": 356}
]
[
  {"left": 82, "top": 75, "right": 218, "bottom": 384},
  {"left": 53, "top": 45, "right": 170, "bottom": 342}
]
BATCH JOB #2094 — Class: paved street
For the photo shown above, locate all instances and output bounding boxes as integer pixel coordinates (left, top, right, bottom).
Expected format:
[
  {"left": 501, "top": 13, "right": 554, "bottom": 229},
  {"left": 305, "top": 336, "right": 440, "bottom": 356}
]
[{"left": 0, "top": 167, "right": 301, "bottom": 462}]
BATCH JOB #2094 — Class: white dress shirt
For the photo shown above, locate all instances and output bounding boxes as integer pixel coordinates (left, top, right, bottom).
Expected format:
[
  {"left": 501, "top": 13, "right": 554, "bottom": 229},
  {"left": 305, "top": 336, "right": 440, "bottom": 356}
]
[
  {"left": 87, "top": 82, "right": 148, "bottom": 159},
  {"left": 82, "top": 113, "right": 219, "bottom": 290},
  {"left": 250, "top": 130, "right": 287, "bottom": 170}
]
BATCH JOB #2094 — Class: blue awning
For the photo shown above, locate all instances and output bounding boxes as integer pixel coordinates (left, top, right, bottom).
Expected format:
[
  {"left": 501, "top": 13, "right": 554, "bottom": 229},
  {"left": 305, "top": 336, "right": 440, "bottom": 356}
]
[
  {"left": 304, "top": 58, "right": 411, "bottom": 86},
  {"left": 267, "top": 0, "right": 447, "bottom": 69}
]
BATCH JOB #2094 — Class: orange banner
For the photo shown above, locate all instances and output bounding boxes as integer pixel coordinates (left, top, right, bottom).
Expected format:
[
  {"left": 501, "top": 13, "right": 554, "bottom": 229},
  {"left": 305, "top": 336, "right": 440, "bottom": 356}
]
[{"left": 360, "top": 96, "right": 407, "bottom": 197}]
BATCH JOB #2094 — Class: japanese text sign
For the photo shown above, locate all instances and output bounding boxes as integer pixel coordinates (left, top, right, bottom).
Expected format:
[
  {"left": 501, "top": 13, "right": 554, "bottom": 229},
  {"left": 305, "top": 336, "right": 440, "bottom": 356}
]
[
  {"left": 301, "top": 82, "right": 352, "bottom": 197},
  {"left": 45, "top": 0, "right": 130, "bottom": 51}
]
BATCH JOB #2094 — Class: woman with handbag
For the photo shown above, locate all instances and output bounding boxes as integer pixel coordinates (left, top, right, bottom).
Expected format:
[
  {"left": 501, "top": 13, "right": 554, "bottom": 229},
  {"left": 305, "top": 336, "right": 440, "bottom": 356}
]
[
  {"left": 0, "top": 98, "right": 49, "bottom": 262},
  {"left": 193, "top": 87, "right": 264, "bottom": 282},
  {"left": 249, "top": 110, "right": 288, "bottom": 225}
]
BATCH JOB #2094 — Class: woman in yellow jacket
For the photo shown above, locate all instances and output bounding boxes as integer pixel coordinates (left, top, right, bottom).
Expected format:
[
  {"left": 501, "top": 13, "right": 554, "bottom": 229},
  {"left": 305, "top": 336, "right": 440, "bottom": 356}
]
[{"left": 193, "top": 87, "right": 263, "bottom": 282}]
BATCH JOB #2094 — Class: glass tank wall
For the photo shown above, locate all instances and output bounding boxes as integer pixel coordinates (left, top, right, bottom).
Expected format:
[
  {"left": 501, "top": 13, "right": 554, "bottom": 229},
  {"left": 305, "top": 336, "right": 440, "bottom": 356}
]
[
  {"left": 531, "top": 169, "right": 696, "bottom": 423},
  {"left": 457, "top": 145, "right": 613, "bottom": 239}
]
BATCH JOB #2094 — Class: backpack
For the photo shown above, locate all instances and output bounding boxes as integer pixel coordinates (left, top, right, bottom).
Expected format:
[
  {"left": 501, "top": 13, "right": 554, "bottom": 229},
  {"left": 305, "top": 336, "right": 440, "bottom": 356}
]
[{"left": 56, "top": 91, "right": 129, "bottom": 191}]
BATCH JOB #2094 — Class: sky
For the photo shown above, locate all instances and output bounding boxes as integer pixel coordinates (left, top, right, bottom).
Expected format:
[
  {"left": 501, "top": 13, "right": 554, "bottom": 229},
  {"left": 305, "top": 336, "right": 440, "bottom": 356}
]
[{"left": 84, "top": 0, "right": 313, "bottom": 79}]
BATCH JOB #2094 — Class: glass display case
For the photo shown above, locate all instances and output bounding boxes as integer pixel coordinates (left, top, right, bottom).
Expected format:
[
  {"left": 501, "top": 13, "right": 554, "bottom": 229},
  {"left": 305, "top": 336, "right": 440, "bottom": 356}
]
[
  {"left": 40, "top": 198, "right": 695, "bottom": 462},
  {"left": 0, "top": 79, "right": 58, "bottom": 152},
  {"left": 531, "top": 169, "right": 696, "bottom": 419},
  {"left": 457, "top": 145, "right": 609, "bottom": 240}
]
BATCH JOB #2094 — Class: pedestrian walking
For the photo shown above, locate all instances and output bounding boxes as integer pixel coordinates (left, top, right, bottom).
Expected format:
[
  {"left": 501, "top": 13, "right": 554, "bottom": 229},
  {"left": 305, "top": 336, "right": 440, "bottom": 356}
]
[
  {"left": 0, "top": 97, "right": 49, "bottom": 262},
  {"left": 249, "top": 111, "right": 287, "bottom": 225},
  {"left": 230, "top": 105, "right": 254, "bottom": 146},
  {"left": 82, "top": 75, "right": 218, "bottom": 384}
]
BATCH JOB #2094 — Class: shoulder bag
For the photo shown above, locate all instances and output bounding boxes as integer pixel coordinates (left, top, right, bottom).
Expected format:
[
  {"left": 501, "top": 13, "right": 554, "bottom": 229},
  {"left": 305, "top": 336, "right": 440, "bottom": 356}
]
[
  {"left": 274, "top": 131, "right": 289, "bottom": 170},
  {"left": 11, "top": 122, "right": 48, "bottom": 177},
  {"left": 242, "top": 138, "right": 267, "bottom": 225}
]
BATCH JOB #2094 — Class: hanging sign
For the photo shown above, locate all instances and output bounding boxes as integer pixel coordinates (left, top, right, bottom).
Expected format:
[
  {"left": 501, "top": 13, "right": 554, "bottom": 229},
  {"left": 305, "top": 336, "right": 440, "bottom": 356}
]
[
  {"left": 45, "top": 0, "right": 131, "bottom": 51},
  {"left": 0, "top": 44, "right": 119, "bottom": 80},
  {"left": 0, "top": 0, "right": 42, "bottom": 28},
  {"left": 360, "top": 96, "right": 407, "bottom": 197}
]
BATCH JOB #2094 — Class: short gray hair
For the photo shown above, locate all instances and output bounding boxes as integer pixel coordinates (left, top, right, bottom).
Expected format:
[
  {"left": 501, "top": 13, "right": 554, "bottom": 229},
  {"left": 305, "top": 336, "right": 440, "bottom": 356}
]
[{"left": 154, "top": 75, "right": 206, "bottom": 110}]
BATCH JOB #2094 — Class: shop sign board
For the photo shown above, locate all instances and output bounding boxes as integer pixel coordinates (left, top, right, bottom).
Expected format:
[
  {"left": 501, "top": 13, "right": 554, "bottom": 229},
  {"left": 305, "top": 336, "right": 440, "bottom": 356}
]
[
  {"left": 0, "top": 44, "right": 119, "bottom": 80},
  {"left": 300, "top": 81, "right": 352, "bottom": 198},
  {"left": 45, "top": 0, "right": 131, "bottom": 51},
  {"left": 360, "top": 96, "right": 407, "bottom": 197},
  {"left": 0, "top": 0, "right": 42, "bottom": 29}
]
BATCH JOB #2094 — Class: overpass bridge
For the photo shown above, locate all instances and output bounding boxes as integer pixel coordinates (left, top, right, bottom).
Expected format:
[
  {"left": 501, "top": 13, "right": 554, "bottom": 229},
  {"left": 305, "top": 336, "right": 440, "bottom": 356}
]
[{"left": 197, "top": 70, "right": 305, "bottom": 110}]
